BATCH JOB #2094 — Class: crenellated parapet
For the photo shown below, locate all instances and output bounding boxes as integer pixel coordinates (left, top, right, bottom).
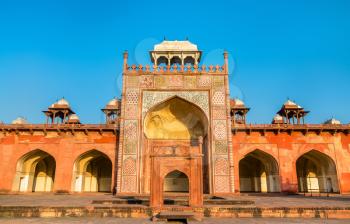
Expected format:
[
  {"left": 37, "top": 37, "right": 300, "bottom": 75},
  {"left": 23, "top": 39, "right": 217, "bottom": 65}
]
[
  {"left": 232, "top": 123, "right": 350, "bottom": 135},
  {"left": 0, "top": 123, "right": 119, "bottom": 135},
  {"left": 124, "top": 63, "right": 227, "bottom": 75}
]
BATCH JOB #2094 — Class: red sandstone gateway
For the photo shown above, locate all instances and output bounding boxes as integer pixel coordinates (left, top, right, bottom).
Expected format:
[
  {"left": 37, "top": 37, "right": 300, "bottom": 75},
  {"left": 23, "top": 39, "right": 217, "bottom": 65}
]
[{"left": 0, "top": 40, "right": 350, "bottom": 209}]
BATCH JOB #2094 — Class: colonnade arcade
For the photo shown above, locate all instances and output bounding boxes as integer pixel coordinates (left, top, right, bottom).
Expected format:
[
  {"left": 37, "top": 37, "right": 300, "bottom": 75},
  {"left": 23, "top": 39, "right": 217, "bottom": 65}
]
[
  {"left": 12, "top": 149, "right": 112, "bottom": 193},
  {"left": 11, "top": 148, "right": 340, "bottom": 194},
  {"left": 154, "top": 55, "right": 198, "bottom": 66},
  {"left": 238, "top": 149, "right": 340, "bottom": 194}
]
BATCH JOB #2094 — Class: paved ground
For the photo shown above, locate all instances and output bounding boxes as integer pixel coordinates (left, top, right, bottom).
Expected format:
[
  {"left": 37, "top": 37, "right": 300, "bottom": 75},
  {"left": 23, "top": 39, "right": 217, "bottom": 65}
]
[
  {"left": 243, "top": 194, "right": 350, "bottom": 208},
  {"left": 0, "top": 193, "right": 114, "bottom": 207},
  {"left": 0, "top": 217, "right": 350, "bottom": 223},
  {"left": 0, "top": 193, "right": 350, "bottom": 208},
  {"left": 1, "top": 194, "right": 350, "bottom": 223}
]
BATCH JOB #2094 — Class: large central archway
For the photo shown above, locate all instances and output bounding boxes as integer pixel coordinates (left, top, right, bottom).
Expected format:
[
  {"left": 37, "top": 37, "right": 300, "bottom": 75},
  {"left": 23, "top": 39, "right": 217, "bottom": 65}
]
[
  {"left": 239, "top": 150, "right": 280, "bottom": 193},
  {"left": 13, "top": 150, "right": 56, "bottom": 192},
  {"left": 72, "top": 150, "right": 112, "bottom": 192},
  {"left": 144, "top": 96, "right": 207, "bottom": 207},
  {"left": 144, "top": 96, "right": 208, "bottom": 140},
  {"left": 296, "top": 150, "right": 339, "bottom": 193},
  {"left": 143, "top": 96, "right": 209, "bottom": 193}
]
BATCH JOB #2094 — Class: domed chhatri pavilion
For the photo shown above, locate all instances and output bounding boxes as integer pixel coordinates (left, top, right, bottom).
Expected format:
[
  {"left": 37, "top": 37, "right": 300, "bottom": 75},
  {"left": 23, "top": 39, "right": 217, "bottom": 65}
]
[{"left": 1, "top": 40, "right": 350, "bottom": 209}]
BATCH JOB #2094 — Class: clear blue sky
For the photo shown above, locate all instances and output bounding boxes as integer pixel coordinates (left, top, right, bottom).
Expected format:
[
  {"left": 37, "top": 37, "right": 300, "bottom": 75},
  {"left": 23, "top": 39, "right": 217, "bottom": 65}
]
[{"left": 0, "top": 0, "right": 349, "bottom": 124}]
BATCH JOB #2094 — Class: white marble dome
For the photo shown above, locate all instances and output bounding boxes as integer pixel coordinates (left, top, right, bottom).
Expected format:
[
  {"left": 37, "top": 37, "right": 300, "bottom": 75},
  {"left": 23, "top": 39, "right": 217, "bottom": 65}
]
[
  {"left": 154, "top": 40, "right": 198, "bottom": 52},
  {"left": 324, "top": 118, "right": 341, "bottom": 125},
  {"left": 12, "top": 117, "right": 29, "bottom": 125},
  {"left": 57, "top": 98, "right": 70, "bottom": 106},
  {"left": 68, "top": 114, "right": 80, "bottom": 121},
  {"left": 233, "top": 98, "right": 245, "bottom": 106},
  {"left": 284, "top": 100, "right": 302, "bottom": 108},
  {"left": 273, "top": 114, "right": 284, "bottom": 121},
  {"left": 284, "top": 100, "right": 297, "bottom": 106},
  {"left": 107, "top": 98, "right": 119, "bottom": 106}
]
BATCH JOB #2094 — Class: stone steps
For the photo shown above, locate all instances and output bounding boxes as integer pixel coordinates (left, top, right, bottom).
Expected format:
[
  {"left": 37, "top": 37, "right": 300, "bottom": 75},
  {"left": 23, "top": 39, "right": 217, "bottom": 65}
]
[{"left": 92, "top": 196, "right": 255, "bottom": 206}]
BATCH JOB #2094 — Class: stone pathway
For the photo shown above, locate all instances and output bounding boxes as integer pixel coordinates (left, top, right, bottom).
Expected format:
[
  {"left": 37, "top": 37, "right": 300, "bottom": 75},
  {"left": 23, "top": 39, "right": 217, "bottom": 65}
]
[
  {"left": 201, "top": 218, "right": 350, "bottom": 224},
  {"left": 1, "top": 194, "right": 350, "bottom": 221},
  {"left": 241, "top": 194, "right": 350, "bottom": 208},
  {"left": 0, "top": 194, "right": 349, "bottom": 208},
  {"left": 0, "top": 193, "right": 115, "bottom": 207},
  {"left": 0, "top": 217, "right": 349, "bottom": 223}
]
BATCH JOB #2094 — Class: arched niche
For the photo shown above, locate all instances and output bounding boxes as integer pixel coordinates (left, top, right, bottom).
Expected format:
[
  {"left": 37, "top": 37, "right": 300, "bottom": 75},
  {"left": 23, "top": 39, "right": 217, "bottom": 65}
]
[
  {"left": 184, "top": 56, "right": 195, "bottom": 65},
  {"left": 164, "top": 170, "right": 189, "bottom": 193},
  {"left": 144, "top": 97, "right": 208, "bottom": 140},
  {"left": 156, "top": 56, "right": 169, "bottom": 66},
  {"left": 13, "top": 150, "right": 56, "bottom": 192},
  {"left": 72, "top": 150, "right": 112, "bottom": 192},
  {"left": 170, "top": 56, "right": 182, "bottom": 66},
  {"left": 239, "top": 150, "right": 280, "bottom": 193},
  {"left": 296, "top": 150, "right": 339, "bottom": 193}
]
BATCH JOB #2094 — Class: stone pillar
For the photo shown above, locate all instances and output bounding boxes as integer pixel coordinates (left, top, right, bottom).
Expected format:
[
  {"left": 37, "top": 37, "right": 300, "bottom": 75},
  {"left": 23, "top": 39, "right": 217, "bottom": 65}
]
[
  {"left": 223, "top": 51, "right": 229, "bottom": 72},
  {"left": 123, "top": 51, "right": 128, "bottom": 72},
  {"left": 53, "top": 149, "right": 74, "bottom": 193},
  {"left": 279, "top": 148, "right": 298, "bottom": 193}
]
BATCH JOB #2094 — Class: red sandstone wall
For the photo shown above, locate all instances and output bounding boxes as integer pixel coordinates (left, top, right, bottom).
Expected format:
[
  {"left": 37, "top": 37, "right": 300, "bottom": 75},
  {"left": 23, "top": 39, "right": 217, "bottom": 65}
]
[
  {"left": 0, "top": 131, "right": 118, "bottom": 193},
  {"left": 232, "top": 131, "right": 350, "bottom": 194},
  {"left": 1, "top": 128, "right": 350, "bottom": 195}
]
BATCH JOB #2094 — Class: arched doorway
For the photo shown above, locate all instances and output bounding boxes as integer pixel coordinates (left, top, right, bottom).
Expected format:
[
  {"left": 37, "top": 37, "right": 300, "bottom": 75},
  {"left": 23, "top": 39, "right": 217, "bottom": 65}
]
[
  {"left": 296, "top": 150, "right": 339, "bottom": 193},
  {"left": 73, "top": 150, "right": 112, "bottom": 192},
  {"left": 13, "top": 150, "right": 56, "bottom": 192},
  {"left": 239, "top": 150, "right": 280, "bottom": 193},
  {"left": 144, "top": 97, "right": 207, "bottom": 207},
  {"left": 143, "top": 96, "right": 209, "bottom": 193},
  {"left": 164, "top": 170, "right": 189, "bottom": 193}
]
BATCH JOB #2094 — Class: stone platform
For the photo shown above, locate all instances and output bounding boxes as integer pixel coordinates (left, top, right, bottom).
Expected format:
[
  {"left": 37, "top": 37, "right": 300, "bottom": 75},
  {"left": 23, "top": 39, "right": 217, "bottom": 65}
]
[
  {"left": 1, "top": 194, "right": 350, "bottom": 220},
  {"left": 1, "top": 218, "right": 350, "bottom": 224}
]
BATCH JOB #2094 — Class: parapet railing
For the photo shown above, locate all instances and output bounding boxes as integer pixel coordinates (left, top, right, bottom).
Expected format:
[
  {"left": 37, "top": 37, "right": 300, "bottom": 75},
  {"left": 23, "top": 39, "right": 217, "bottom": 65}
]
[
  {"left": 232, "top": 123, "right": 350, "bottom": 133},
  {"left": 0, "top": 123, "right": 119, "bottom": 132},
  {"left": 124, "top": 64, "right": 227, "bottom": 75},
  {"left": 233, "top": 123, "right": 350, "bottom": 128}
]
